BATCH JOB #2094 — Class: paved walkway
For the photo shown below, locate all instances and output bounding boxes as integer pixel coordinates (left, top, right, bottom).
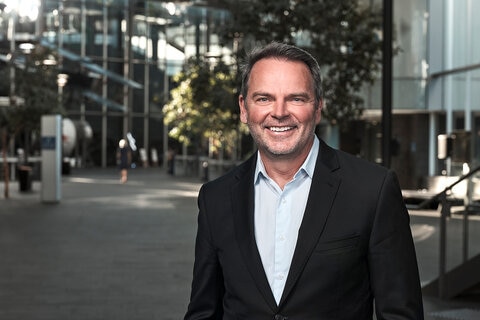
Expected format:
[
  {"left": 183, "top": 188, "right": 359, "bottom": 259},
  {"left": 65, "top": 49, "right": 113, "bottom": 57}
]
[{"left": 1, "top": 167, "right": 480, "bottom": 319}]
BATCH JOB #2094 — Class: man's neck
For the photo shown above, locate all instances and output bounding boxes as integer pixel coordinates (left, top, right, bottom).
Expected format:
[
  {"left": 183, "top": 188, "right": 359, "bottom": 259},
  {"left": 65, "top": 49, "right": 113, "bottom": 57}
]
[{"left": 260, "top": 152, "right": 310, "bottom": 190}]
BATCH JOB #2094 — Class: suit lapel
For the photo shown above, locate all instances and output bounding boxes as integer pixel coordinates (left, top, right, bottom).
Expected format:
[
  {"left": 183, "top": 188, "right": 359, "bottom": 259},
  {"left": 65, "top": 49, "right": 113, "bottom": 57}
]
[
  {"left": 279, "top": 141, "right": 341, "bottom": 306},
  {"left": 231, "top": 155, "right": 278, "bottom": 311}
]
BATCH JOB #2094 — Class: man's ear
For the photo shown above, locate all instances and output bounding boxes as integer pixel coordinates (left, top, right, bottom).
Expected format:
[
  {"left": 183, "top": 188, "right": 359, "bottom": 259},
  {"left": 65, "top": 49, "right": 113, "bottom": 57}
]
[
  {"left": 239, "top": 95, "right": 248, "bottom": 124},
  {"left": 315, "top": 100, "right": 323, "bottom": 125}
]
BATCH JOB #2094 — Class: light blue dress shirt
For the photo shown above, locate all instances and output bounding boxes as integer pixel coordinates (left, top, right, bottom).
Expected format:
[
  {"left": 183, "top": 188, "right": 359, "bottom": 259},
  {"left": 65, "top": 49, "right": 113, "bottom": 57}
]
[{"left": 253, "top": 136, "right": 319, "bottom": 305}]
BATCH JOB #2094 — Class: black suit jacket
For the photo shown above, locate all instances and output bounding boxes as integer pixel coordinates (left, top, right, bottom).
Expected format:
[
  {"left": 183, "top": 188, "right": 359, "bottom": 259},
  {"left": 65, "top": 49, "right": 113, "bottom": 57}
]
[{"left": 185, "top": 139, "right": 423, "bottom": 319}]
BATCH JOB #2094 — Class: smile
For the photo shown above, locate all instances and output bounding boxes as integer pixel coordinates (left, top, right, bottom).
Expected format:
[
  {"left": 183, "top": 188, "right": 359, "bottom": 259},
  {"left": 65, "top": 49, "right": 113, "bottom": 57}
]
[{"left": 269, "top": 126, "right": 294, "bottom": 132}]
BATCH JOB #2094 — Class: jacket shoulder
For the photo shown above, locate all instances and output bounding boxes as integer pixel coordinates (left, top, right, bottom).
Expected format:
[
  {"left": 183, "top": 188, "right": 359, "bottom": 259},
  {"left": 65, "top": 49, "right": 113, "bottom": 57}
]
[
  {"left": 318, "top": 141, "right": 391, "bottom": 189},
  {"left": 201, "top": 154, "right": 256, "bottom": 191},
  {"left": 319, "top": 139, "right": 387, "bottom": 175}
]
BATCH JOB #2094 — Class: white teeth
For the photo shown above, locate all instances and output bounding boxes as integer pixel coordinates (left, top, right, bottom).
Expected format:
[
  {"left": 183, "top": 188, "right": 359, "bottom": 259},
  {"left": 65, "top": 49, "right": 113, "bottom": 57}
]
[{"left": 270, "top": 126, "right": 293, "bottom": 132}]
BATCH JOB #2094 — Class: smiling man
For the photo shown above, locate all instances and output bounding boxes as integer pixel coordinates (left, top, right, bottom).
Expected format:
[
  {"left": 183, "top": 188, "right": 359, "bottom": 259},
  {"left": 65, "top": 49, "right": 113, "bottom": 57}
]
[
  {"left": 238, "top": 53, "right": 321, "bottom": 189},
  {"left": 184, "top": 42, "right": 424, "bottom": 320}
]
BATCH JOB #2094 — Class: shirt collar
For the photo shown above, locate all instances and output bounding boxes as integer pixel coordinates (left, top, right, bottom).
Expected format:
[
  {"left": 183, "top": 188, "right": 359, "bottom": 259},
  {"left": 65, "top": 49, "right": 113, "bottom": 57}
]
[{"left": 254, "top": 136, "right": 319, "bottom": 184}]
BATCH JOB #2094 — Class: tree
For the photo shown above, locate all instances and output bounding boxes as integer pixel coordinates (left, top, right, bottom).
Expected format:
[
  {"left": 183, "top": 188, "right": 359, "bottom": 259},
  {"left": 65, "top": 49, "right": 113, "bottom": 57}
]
[
  {"left": 11, "top": 47, "right": 63, "bottom": 145},
  {"left": 163, "top": 57, "right": 243, "bottom": 158},
  {"left": 0, "top": 46, "right": 62, "bottom": 198},
  {"left": 216, "top": 0, "right": 384, "bottom": 129},
  {"left": 165, "top": 0, "right": 385, "bottom": 160}
]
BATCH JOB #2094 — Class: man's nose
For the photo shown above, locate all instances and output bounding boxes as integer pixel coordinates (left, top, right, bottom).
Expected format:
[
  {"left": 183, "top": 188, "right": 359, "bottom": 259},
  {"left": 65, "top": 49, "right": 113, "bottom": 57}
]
[{"left": 271, "top": 100, "right": 288, "bottom": 118}]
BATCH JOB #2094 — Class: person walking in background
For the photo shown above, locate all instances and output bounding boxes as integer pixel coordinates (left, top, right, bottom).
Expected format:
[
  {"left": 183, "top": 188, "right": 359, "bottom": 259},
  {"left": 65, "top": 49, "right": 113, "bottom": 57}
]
[
  {"left": 184, "top": 42, "right": 424, "bottom": 319},
  {"left": 117, "top": 139, "right": 131, "bottom": 184},
  {"left": 167, "top": 148, "right": 176, "bottom": 175}
]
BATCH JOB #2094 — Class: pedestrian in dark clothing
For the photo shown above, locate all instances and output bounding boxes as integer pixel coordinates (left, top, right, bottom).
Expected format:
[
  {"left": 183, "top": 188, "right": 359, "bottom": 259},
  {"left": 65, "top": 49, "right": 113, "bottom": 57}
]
[{"left": 117, "top": 139, "right": 131, "bottom": 183}]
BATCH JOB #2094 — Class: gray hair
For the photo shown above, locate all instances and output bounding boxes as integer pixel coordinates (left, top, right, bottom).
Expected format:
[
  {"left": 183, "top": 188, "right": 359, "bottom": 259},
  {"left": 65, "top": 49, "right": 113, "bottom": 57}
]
[{"left": 240, "top": 42, "right": 323, "bottom": 107}]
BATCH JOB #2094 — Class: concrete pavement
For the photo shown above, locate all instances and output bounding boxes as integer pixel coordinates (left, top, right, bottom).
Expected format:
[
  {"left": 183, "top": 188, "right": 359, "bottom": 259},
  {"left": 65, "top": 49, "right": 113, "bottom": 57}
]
[{"left": 1, "top": 167, "right": 480, "bottom": 319}]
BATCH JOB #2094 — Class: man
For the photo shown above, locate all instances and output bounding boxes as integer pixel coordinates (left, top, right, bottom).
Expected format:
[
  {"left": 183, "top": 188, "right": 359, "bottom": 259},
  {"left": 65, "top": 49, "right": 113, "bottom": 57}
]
[{"left": 184, "top": 42, "right": 423, "bottom": 319}]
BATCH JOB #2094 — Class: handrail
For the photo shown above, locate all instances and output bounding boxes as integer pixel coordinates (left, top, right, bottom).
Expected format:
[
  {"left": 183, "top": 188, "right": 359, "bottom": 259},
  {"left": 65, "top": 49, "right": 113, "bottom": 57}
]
[
  {"left": 416, "top": 165, "right": 480, "bottom": 210},
  {"left": 429, "top": 62, "right": 480, "bottom": 80},
  {"left": 414, "top": 164, "right": 480, "bottom": 299}
]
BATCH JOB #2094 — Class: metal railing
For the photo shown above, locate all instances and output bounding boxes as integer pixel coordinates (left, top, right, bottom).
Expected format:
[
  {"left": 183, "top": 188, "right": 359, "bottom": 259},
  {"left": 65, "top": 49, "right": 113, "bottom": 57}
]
[{"left": 416, "top": 165, "right": 480, "bottom": 298}]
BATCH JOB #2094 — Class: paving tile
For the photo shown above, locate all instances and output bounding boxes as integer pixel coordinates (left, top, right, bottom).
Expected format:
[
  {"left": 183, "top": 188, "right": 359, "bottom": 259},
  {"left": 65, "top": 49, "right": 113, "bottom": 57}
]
[{"left": 1, "top": 167, "right": 480, "bottom": 319}]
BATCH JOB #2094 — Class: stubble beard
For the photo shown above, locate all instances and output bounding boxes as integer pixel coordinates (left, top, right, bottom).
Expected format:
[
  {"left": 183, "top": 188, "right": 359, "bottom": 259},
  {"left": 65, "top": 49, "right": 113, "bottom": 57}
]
[{"left": 248, "top": 124, "right": 315, "bottom": 161}]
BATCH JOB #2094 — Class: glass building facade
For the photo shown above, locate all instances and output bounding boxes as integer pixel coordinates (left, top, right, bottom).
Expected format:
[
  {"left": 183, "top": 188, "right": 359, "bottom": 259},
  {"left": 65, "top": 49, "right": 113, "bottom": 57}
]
[
  {"left": 350, "top": 0, "right": 480, "bottom": 187},
  {"left": 1, "top": 0, "right": 232, "bottom": 168}
]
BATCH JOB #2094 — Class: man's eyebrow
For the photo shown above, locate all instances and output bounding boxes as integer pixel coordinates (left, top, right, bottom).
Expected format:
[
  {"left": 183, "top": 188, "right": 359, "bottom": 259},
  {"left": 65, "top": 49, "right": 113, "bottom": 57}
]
[
  {"left": 251, "top": 91, "right": 273, "bottom": 98},
  {"left": 286, "top": 92, "right": 312, "bottom": 99},
  {"left": 251, "top": 92, "right": 311, "bottom": 97}
]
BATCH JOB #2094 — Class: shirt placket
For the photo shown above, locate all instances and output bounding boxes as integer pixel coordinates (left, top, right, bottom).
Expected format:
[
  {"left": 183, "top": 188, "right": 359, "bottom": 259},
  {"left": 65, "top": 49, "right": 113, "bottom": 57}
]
[{"left": 273, "top": 188, "right": 290, "bottom": 302}]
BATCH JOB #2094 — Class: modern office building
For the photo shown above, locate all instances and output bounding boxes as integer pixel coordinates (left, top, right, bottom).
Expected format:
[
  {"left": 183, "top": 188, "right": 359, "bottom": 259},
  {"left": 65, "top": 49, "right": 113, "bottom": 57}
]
[
  {"left": 1, "top": 0, "right": 231, "bottom": 170},
  {"left": 330, "top": 0, "right": 480, "bottom": 189},
  {"left": 0, "top": 0, "right": 479, "bottom": 189}
]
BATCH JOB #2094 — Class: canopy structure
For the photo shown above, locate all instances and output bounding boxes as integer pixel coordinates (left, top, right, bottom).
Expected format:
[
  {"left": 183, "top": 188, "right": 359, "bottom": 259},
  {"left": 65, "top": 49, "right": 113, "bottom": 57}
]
[
  {"left": 83, "top": 90, "right": 125, "bottom": 112},
  {"left": 39, "top": 39, "right": 143, "bottom": 90}
]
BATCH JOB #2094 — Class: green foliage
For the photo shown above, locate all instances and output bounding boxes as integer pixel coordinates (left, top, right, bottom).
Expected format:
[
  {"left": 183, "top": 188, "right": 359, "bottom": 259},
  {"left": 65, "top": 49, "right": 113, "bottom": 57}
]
[
  {"left": 217, "top": 0, "right": 384, "bottom": 128},
  {"left": 15, "top": 49, "right": 63, "bottom": 134},
  {"left": 164, "top": 0, "right": 386, "bottom": 156},
  {"left": 163, "top": 57, "right": 243, "bottom": 155},
  {"left": 0, "top": 46, "right": 62, "bottom": 138}
]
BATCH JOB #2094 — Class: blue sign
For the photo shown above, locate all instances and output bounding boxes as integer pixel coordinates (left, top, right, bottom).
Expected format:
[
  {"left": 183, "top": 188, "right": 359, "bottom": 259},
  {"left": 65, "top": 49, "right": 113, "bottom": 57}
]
[{"left": 41, "top": 136, "right": 56, "bottom": 150}]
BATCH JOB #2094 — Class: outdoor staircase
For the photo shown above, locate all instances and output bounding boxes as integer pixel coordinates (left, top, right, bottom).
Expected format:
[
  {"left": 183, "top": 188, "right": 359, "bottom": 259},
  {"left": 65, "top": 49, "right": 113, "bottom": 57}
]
[
  {"left": 422, "top": 253, "right": 480, "bottom": 299},
  {"left": 415, "top": 166, "right": 480, "bottom": 299}
]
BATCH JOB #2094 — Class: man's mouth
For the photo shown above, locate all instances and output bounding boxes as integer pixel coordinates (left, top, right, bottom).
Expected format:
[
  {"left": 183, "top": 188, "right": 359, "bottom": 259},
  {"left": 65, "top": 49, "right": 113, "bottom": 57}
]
[{"left": 268, "top": 126, "right": 294, "bottom": 132}]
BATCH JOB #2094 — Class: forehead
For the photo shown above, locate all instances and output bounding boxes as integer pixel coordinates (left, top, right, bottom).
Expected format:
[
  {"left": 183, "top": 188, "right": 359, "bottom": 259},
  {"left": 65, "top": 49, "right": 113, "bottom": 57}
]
[
  {"left": 248, "top": 58, "right": 313, "bottom": 90},
  {"left": 250, "top": 57, "right": 309, "bottom": 73}
]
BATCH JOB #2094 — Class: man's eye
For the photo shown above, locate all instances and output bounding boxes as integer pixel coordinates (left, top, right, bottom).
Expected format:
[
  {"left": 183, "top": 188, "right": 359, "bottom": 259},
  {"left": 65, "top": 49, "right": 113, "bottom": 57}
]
[
  {"left": 289, "top": 97, "right": 307, "bottom": 105},
  {"left": 256, "top": 97, "right": 270, "bottom": 103}
]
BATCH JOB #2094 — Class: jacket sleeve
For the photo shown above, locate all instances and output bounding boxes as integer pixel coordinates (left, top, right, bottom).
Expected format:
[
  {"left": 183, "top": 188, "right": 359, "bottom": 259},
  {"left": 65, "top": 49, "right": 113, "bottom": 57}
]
[
  {"left": 184, "top": 185, "right": 224, "bottom": 320},
  {"left": 368, "top": 170, "right": 424, "bottom": 319}
]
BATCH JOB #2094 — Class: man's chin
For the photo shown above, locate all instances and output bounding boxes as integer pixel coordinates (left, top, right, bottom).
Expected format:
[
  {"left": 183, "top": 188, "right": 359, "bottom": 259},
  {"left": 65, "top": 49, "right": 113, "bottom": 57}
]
[{"left": 263, "top": 146, "right": 296, "bottom": 158}]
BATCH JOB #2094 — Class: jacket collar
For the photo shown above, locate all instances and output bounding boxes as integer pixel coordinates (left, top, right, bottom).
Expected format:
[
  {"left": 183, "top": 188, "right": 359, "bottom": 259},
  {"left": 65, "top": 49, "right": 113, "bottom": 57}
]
[
  {"left": 231, "top": 153, "right": 279, "bottom": 311},
  {"left": 280, "top": 139, "right": 341, "bottom": 306}
]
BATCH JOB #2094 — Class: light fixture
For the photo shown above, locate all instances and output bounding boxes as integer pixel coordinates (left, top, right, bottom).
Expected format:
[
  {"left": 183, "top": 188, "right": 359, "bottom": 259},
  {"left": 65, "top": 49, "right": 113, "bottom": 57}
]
[{"left": 57, "top": 73, "right": 69, "bottom": 87}]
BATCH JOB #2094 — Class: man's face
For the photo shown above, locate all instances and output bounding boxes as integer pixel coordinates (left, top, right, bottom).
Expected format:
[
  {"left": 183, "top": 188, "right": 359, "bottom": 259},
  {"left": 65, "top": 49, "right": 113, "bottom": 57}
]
[{"left": 239, "top": 58, "right": 322, "bottom": 161}]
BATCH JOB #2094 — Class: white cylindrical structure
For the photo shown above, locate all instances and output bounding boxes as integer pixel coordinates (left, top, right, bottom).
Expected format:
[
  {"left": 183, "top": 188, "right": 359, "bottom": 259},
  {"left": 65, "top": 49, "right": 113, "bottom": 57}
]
[{"left": 41, "top": 115, "right": 62, "bottom": 203}]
